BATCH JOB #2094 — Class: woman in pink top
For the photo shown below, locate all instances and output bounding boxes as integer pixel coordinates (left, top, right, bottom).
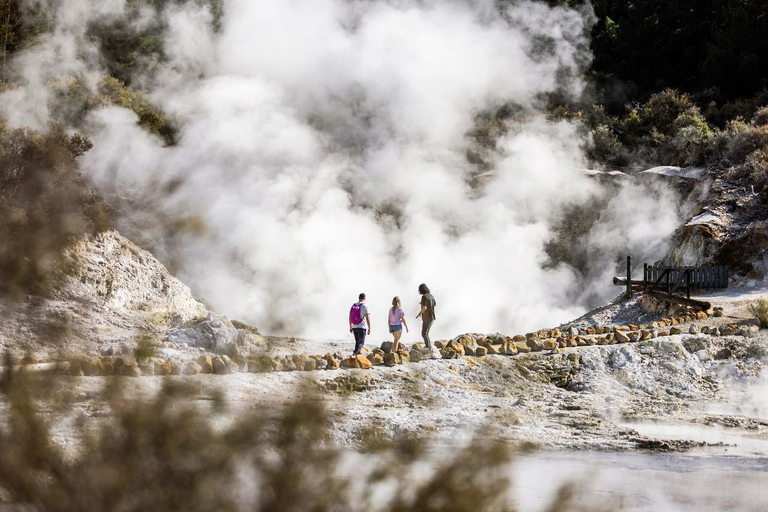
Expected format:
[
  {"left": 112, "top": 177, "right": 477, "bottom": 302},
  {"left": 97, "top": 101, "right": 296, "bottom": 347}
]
[{"left": 389, "top": 296, "right": 409, "bottom": 352}]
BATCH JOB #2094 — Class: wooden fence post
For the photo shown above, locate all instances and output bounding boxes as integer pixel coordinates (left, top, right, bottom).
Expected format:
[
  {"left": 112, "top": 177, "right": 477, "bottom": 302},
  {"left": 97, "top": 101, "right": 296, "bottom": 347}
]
[{"left": 626, "top": 256, "right": 632, "bottom": 299}]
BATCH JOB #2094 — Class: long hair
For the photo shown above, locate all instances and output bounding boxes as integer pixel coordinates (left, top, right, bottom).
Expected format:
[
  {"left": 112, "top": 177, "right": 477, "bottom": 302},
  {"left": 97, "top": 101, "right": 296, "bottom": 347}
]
[
  {"left": 391, "top": 296, "right": 400, "bottom": 314},
  {"left": 418, "top": 283, "right": 430, "bottom": 294}
]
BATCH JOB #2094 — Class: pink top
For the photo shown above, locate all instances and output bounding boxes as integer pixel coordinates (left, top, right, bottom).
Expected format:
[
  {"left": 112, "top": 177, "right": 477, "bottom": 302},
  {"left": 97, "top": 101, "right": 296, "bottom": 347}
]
[{"left": 389, "top": 307, "right": 405, "bottom": 326}]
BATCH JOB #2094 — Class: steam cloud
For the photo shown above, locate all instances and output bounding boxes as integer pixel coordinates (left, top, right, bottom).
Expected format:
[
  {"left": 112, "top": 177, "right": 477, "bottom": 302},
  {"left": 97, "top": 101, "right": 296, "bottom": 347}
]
[{"left": 2, "top": 0, "right": 682, "bottom": 338}]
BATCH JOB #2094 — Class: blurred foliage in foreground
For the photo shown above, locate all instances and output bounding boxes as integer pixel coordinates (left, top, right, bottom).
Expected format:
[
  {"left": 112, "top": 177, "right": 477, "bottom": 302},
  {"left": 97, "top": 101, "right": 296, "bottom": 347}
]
[
  {"left": 0, "top": 123, "right": 111, "bottom": 295},
  {"left": 0, "top": 372, "right": 609, "bottom": 512}
]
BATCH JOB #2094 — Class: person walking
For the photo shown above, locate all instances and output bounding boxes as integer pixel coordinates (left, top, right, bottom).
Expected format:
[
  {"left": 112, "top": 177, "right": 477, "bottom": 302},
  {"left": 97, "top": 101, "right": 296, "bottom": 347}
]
[
  {"left": 388, "top": 296, "right": 409, "bottom": 353},
  {"left": 349, "top": 292, "right": 371, "bottom": 356},
  {"left": 416, "top": 283, "right": 436, "bottom": 349}
]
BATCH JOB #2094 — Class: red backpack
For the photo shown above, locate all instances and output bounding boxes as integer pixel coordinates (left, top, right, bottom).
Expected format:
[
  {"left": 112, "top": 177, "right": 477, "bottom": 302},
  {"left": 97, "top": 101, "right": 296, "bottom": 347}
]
[{"left": 349, "top": 302, "right": 363, "bottom": 325}]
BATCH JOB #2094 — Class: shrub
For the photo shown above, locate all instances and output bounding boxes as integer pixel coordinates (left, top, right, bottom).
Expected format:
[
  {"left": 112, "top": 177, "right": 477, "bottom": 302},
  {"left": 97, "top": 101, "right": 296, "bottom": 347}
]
[
  {"left": 753, "top": 106, "right": 768, "bottom": 127},
  {"left": 748, "top": 298, "right": 768, "bottom": 328},
  {"left": 0, "top": 124, "right": 110, "bottom": 295},
  {"left": 0, "top": 374, "right": 610, "bottom": 512}
]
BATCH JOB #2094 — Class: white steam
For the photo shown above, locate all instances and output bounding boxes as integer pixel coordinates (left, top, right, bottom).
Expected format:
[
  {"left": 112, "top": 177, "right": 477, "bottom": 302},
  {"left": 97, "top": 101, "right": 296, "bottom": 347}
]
[{"left": 2, "top": 0, "right": 682, "bottom": 338}]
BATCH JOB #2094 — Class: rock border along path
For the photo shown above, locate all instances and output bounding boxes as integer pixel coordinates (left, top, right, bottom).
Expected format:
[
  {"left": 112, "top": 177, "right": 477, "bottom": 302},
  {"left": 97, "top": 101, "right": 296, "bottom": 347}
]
[{"left": 2, "top": 304, "right": 760, "bottom": 379}]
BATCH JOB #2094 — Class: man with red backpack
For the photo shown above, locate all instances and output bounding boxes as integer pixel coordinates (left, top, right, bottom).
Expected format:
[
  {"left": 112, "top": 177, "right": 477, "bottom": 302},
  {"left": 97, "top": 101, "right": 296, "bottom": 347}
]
[{"left": 349, "top": 293, "right": 371, "bottom": 356}]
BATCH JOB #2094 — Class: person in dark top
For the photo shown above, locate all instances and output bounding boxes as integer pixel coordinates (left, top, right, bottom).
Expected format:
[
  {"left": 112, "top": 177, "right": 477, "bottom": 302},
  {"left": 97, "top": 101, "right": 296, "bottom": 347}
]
[{"left": 416, "top": 283, "right": 436, "bottom": 349}]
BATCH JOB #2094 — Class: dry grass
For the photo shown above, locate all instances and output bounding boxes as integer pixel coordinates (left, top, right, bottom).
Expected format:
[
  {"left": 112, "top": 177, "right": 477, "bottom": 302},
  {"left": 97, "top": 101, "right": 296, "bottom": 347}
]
[{"left": 748, "top": 298, "right": 768, "bottom": 328}]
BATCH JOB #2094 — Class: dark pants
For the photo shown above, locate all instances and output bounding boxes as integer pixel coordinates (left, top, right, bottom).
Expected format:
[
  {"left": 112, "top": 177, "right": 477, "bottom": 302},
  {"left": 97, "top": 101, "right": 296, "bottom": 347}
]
[
  {"left": 352, "top": 328, "right": 367, "bottom": 355},
  {"left": 421, "top": 318, "right": 434, "bottom": 348}
]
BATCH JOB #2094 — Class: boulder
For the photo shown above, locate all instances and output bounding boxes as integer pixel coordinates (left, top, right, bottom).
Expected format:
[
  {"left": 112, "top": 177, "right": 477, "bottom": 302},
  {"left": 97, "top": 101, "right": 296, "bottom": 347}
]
[
  {"left": 154, "top": 361, "right": 172, "bottom": 376},
  {"left": 101, "top": 359, "right": 115, "bottom": 376},
  {"left": 384, "top": 352, "right": 400, "bottom": 366},
  {"left": 124, "top": 363, "right": 142, "bottom": 377},
  {"left": 113, "top": 357, "right": 127, "bottom": 375},
  {"left": 410, "top": 349, "right": 423, "bottom": 362},
  {"left": 500, "top": 341, "right": 518, "bottom": 355},
  {"left": 397, "top": 350, "right": 410, "bottom": 364},
  {"left": 713, "top": 307, "right": 724, "bottom": 317},
  {"left": 615, "top": 331, "right": 630, "bottom": 343},
  {"left": 694, "top": 349, "right": 711, "bottom": 362},
  {"left": 197, "top": 354, "right": 213, "bottom": 374},
  {"left": 221, "top": 355, "right": 240, "bottom": 373},
  {"left": 711, "top": 327, "right": 721, "bottom": 337},
  {"left": 514, "top": 342, "right": 531, "bottom": 353},
  {"left": 183, "top": 361, "right": 202, "bottom": 375},
  {"left": 689, "top": 324, "right": 699, "bottom": 335},
  {"left": 212, "top": 356, "right": 228, "bottom": 375},
  {"left": 410, "top": 343, "right": 425, "bottom": 352},
  {"left": 485, "top": 344, "right": 500, "bottom": 355},
  {"left": 628, "top": 332, "right": 640, "bottom": 343},
  {"left": 324, "top": 353, "right": 340, "bottom": 370},
  {"left": 303, "top": 359, "right": 317, "bottom": 371},
  {"left": 526, "top": 339, "right": 543, "bottom": 352},
  {"left": 380, "top": 341, "right": 394, "bottom": 353},
  {"left": 474, "top": 346, "right": 487, "bottom": 357},
  {"left": 542, "top": 339, "right": 558, "bottom": 350},
  {"left": 355, "top": 354, "right": 373, "bottom": 369},
  {"left": 139, "top": 363, "right": 154, "bottom": 377},
  {"left": 170, "top": 361, "right": 184, "bottom": 375},
  {"left": 233, "top": 355, "right": 249, "bottom": 372},
  {"left": 367, "top": 353, "right": 384, "bottom": 366},
  {"left": 513, "top": 334, "right": 527, "bottom": 342},
  {"left": 456, "top": 335, "right": 477, "bottom": 356},
  {"left": 669, "top": 327, "right": 683, "bottom": 335}
]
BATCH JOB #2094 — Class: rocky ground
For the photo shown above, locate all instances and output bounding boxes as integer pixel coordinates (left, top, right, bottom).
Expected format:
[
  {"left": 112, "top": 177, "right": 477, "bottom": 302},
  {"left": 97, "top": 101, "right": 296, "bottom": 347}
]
[{"left": 9, "top": 283, "right": 767, "bottom": 459}]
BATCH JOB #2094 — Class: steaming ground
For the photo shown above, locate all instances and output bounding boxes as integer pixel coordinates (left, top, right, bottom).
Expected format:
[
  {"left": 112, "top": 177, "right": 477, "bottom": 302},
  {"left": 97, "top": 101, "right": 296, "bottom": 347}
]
[
  {"left": 14, "top": 286, "right": 768, "bottom": 511},
  {"left": 0, "top": 0, "right": 683, "bottom": 338}
]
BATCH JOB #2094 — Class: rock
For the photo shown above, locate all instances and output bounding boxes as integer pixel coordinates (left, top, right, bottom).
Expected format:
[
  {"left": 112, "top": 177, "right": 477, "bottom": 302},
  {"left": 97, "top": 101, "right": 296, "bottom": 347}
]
[
  {"left": 154, "top": 361, "right": 172, "bottom": 376},
  {"left": 113, "top": 357, "right": 127, "bottom": 375},
  {"left": 367, "top": 353, "right": 384, "bottom": 365},
  {"left": 324, "top": 353, "right": 340, "bottom": 370},
  {"left": 720, "top": 325, "right": 738, "bottom": 336},
  {"left": 514, "top": 342, "right": 531, "bottom": 354},
  {"left": 456, "top": 335, "right": 478, "bottom": 356},
  {"left": 696, "top": 311, "right": 709, "bottom": 320},
  {"left": 513, "top": 334, "right": 527, "bottom": 342},
  {"left": 713, "top": 348, "right": 732, "bottom": 360},
  {"left": 397, "top": 350, "right": 410, "bottom": 364},
  {"left": 742, "top": 325, "right": 759, "bottom": 338},
  {"left": 689, "top": 324, "right": 699, "bottom": 335},
  {"left": 303, "top": 359, "right": 317, "bottom": 371},
  {"left": 139, "top": 363, "right": 154, "bottom": 377},
  {"left": 316, "top": 358, "right": 328, "bottom": 370},
  {"left": 183, "top": 361, "right": 202, "bottom": 375},
  {"left": 701, "top": 326, "right": 711, "bottom": 334},
  {"left": 212, "top": 356, "right": 228, "bottom": 375},
  {"left": 475, "top": 346, "right": 488, "bottom": 357},
  {"left": 411, "top": 343, "right": 425, "bottom": 352},
  {"left": 711, "top": 327, "right": 720, "bottom": 337},
  {"left": 101, "top": 359, "right": 115, "bottom": 375},
  {"left": 380, "top": 341, "right": 394, "bottom": 353},
  {"left": 542, "top": 339, "right": 558, "bottom": 350},
  {"left": 384, "top": 352, "right": 400, "bottom": 366},
  {"left": 485, "top": 344, "right": 500, "bottom": 355},
  {"left": 669, "top": 327, "right": 683, "bottom": 335},
  {"left": 614, "top": 325, "right": 629, "bottom": 332},
  {"left": 628, "top": 332, "right": 640, "bottom": 343},
  {"left": 221, "top": 355, "right": 240, "bottom": 373},
  {"left": 615, "top": 330, "right": 630, "bottom": 343},
  {"left": 526, "top": 339, "right": 543, "bottom": 352},
  {"left": 713, "top": 307, "right": 724, "bottom": 317},
  {"left": 124, "top": 363, "right": 142, "bottom": 377},
  {"left": 640, "top": 330, "right": 653, "bottom": 341},
  {"left": 694, "top": 349, "right": 711, "bottom": 362},
  {"left": 197, "top": 354, "right": 213, "bottom": 374},
  {"left": 500, "top": 341, "right": 518, "bottom": 355},
  {"left": 233, "top": 355, "right": 248, "bottom": 372},
  {"left": 170, "top": 361, "right": 184, "bottom": 375},
  {"left": 356, "top": 354, "right": 373, "bottom": 369}
]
